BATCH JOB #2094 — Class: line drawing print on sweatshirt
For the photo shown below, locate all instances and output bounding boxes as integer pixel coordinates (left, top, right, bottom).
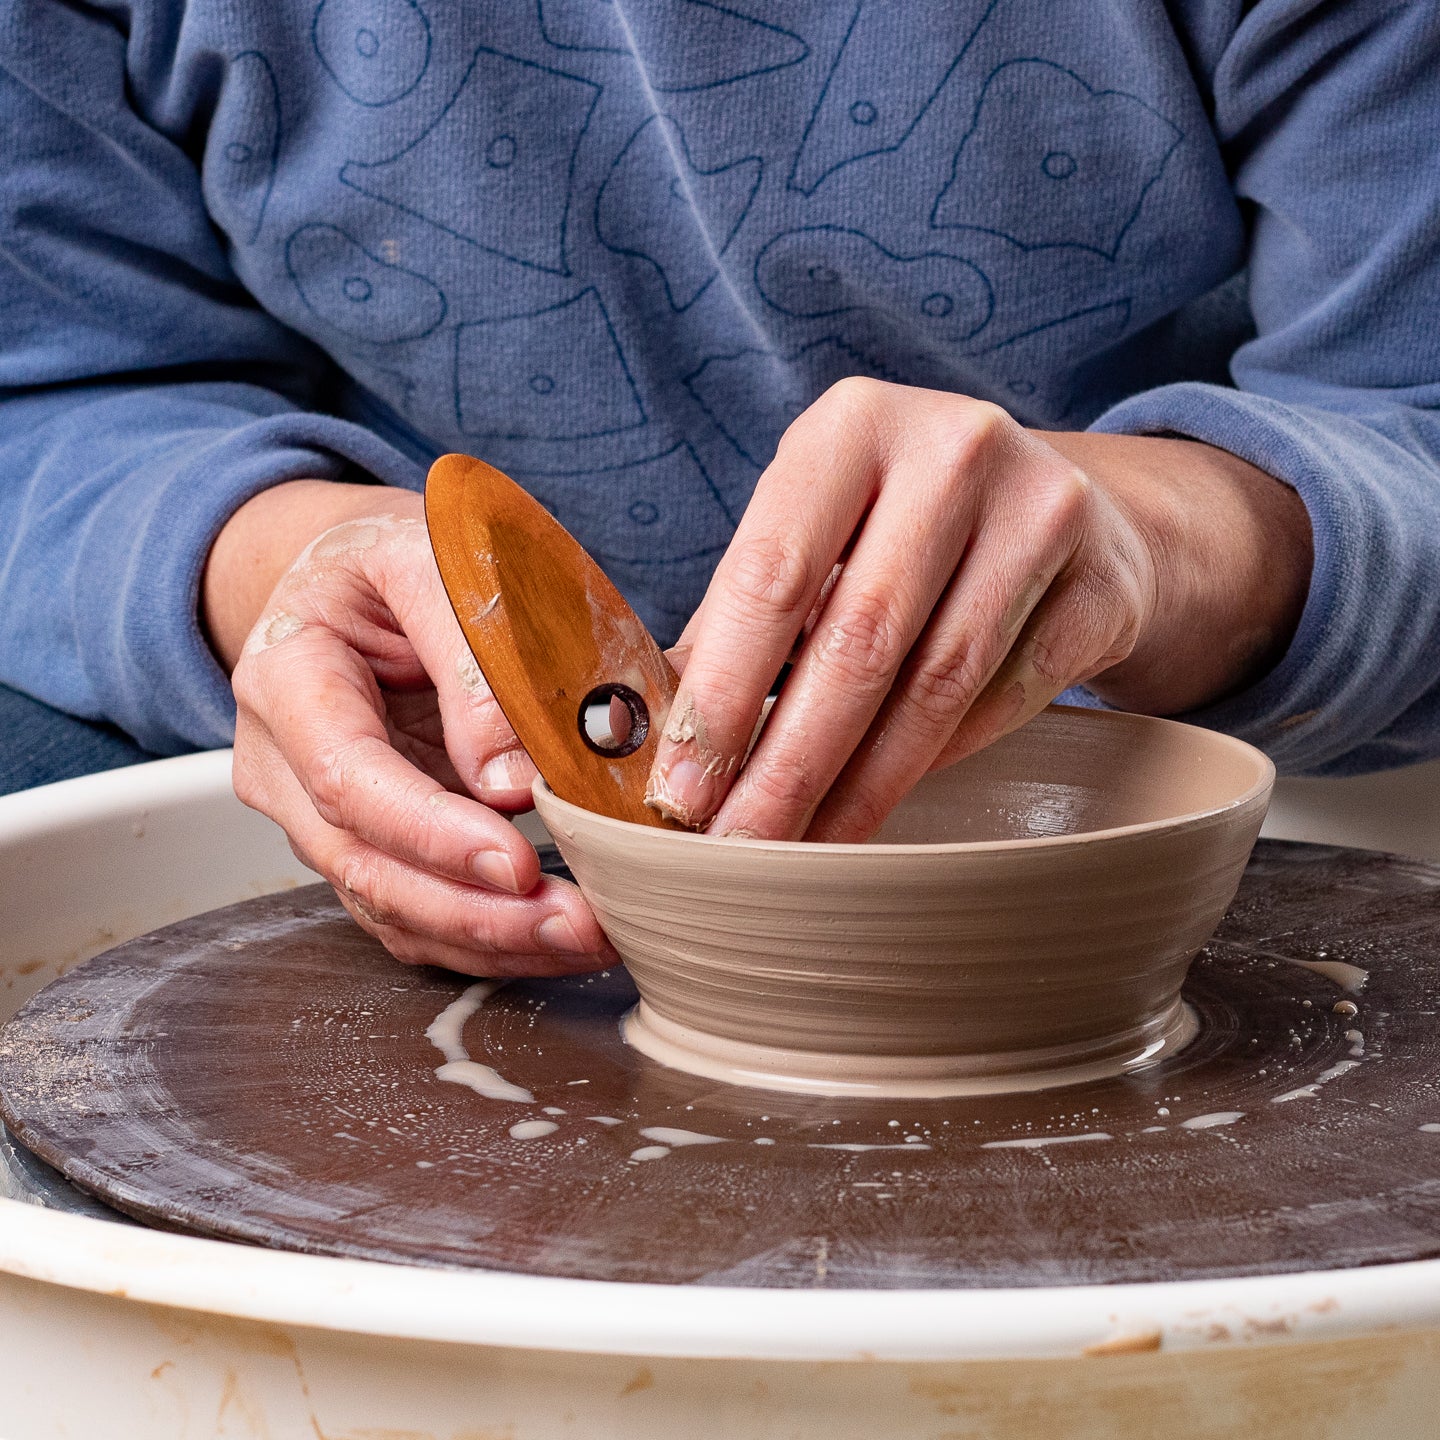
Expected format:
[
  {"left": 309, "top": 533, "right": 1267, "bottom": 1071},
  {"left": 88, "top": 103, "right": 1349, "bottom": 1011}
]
[
  {"left": 596, "top": 115, "right": 763, "bottom": 311},
  {"left": 538, "top": 0, "right": 808, "bottom": 92},
  {"left": 340, "top": 44, "right": 602, "bottom": 274},
  {"left": 312, "top": 0, "right": 432, "bottom": 107}
]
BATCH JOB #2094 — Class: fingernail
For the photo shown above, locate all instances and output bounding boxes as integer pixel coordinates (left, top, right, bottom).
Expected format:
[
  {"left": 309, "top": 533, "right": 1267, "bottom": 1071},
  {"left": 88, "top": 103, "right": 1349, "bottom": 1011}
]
[
  {"left": 537, "top": 913, "right": 592, "bottom": 954},
  {"left": 650, "top": 749, "right": 732, "bottom": 827},
  {"left": 478, "top": 749, "right": 536, "bottom": 793},
  {"left": 469, "top": 848, "right": 519, "bottom": 892}
]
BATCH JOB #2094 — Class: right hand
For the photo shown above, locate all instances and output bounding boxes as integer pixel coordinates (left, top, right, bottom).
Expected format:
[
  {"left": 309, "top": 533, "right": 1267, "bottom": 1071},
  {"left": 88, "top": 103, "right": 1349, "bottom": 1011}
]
[{"left": 219, "top": 482, "right": 616, "bottom": 976}]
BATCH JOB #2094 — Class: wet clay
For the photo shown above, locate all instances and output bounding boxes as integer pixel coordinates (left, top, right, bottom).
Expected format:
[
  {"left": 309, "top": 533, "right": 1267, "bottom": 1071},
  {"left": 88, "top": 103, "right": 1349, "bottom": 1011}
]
[
  {"left": 536, "top": 706, "right": 1273, "bottom": 1098},
  {"left": 619, "top": 1000, "right": 1198, "bottom": 1099}
]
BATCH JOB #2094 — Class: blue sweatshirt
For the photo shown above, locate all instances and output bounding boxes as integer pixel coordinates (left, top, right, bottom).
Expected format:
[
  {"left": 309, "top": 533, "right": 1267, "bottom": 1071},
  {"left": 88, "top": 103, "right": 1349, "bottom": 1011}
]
[{"left": 2, "top": 0, "right": 1438, "bottom": 772}]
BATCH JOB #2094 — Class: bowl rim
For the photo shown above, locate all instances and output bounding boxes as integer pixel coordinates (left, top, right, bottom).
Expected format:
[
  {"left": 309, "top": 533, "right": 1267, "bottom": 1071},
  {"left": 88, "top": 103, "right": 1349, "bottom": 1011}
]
[{"left": 532, "top": 705, "right": 1276, "bottom": 856}]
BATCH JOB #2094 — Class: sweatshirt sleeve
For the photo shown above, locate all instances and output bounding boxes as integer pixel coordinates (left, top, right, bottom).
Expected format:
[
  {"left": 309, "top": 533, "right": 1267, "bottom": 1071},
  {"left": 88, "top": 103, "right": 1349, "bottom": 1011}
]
[
  {"left": 0, "top": 5, "right": 423, "bottom": 754},
  {"left": 1089, "top": 0, "right": 1440, "bottom": 776}
]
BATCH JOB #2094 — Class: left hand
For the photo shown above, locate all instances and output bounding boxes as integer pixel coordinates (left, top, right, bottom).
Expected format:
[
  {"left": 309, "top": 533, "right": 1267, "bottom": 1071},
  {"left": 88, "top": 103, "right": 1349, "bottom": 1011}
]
[
  {"left": 645, "top": 378, "right": 1310, "bottom": 842},
  {"left": 213, "top": 482, "right": 614, "bottom": 976}
]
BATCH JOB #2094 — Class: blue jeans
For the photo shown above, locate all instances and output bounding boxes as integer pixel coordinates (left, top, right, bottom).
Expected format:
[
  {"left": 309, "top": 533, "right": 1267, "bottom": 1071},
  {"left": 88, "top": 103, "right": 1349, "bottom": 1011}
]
[{"left": 0, "top": 683, "right": 158, "bottom": 796}]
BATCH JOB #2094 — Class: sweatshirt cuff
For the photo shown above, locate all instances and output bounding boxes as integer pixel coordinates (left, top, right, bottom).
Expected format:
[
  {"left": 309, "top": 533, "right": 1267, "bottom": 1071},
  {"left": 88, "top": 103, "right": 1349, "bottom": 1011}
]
[
  {"left": 1089, "top": 382, "right": 1440, "bottom": 775},
  {"left": 73, "top": 396, "right": 425, "bottom": 753}
]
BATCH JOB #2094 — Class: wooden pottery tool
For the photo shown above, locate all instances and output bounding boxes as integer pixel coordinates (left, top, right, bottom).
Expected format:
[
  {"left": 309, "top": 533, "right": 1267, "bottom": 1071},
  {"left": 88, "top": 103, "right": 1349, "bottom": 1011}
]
[{"left": 425, "top": 452, "right": 681, "bottom": 828}]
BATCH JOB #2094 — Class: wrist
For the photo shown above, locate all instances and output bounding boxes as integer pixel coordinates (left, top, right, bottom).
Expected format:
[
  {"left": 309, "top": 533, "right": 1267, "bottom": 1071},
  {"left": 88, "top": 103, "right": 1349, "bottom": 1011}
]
[
  {"left": 1040, "top": 431, "right": 1312, "bottom": 714},
  {"left": 202, "top": 480, "right": 422, "bottom": 672}
]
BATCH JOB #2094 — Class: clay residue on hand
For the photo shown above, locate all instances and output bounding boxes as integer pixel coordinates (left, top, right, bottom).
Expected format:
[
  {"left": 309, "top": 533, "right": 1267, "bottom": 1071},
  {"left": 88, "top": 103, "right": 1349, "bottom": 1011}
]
[
  {"left": 644, "top": 746, "right": 737, "bottom": 830},
  {"left": 644, "top": 767, "right": 707, "bottom": 829},
  {"left": 456, "top": 653, "right": 487, "bottom": 695},
  {"left": 310, "top": 521, "right": 381, "bottom": 561},
  {"left": 293, "top": 513, "right": 424, "bottom": 573},
  {"left": 1001, "top": 573, "right": 1051, "bottom": 641},
  {"left": 661, "top": 693, "right": 709, "bottom": 749},
  {"left": 644, "top": 693, "right": 736, "bottom": 828},
  {"left": 254, "top": 611, "right": 304, "bottom": 650}
]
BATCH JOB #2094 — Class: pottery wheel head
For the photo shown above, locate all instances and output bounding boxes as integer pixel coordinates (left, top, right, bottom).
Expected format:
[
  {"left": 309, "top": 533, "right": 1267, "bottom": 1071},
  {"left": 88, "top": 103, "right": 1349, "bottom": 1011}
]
[{"left": 4, "top": 841, "right": 1437, "bottom": 1290}]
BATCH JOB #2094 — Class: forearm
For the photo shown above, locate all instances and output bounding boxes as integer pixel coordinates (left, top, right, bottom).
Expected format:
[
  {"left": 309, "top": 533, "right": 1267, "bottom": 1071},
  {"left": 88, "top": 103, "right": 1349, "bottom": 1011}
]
[
  {"left": 201, "top": 480, "right": 424, "bottom": 671},
  {"left": 1042, "top": 431, "right": 1313, "bottom": 716}
]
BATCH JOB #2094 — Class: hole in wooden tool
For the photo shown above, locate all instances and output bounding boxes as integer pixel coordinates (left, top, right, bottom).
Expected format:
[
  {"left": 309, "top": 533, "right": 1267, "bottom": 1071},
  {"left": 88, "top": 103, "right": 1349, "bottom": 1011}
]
[{"left": 579, "top": 684, "right": 649, "bottom": 758}]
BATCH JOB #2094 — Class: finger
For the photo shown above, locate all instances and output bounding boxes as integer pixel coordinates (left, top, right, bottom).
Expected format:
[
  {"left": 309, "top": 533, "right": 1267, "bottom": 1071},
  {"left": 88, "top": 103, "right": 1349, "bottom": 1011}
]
[
  {"left": 271, "top": 764, "right": 614, "bottom": 965},
  {"left": 667, "top": 561, "right": 843, "bottom": 679},
  {"left": 646, "top": 381, "right": 891, "bottom": 827},
  {"left": 804, "top": 581, "right": 1061, "bottom": 842},
  {"left": 329, "top": 855, "right": 609, "bottom": 967},
  {"left": 802, "top": 481, "right": 1091, "bottom": 841},
  {"left": 232, "top": 712, "right": 313, "bottom": 853},
  {"left": 237, "top": 620, "right": 539, "bottom": 894},
  {"left": 706, "top": 474, "right": 978, "bottom": 840},
  {"left": 445, "top": 650, "right": 539, "bottom": 813},
  {"left": 374, "top": 537, "right": 538, "bottom": 811},
  {"left": 668, "top": 602, "right": 704, "bottom": 664},
  {"left": 334, "top": 895, "right": 616, "bottom": 978},
  {"left": 797, "top": 562, "right": 846, "bottom": 657},
  {"left": 929, "top": 564, "right": 1145, "bottom": 773},
  {"left": 710, "top": 401, "right": 1083, "bottom": 840}
]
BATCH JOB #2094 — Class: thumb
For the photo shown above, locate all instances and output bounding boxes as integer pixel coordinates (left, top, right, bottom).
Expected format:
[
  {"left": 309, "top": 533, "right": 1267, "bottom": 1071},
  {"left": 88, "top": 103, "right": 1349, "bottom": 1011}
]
[
  {"left": 385, "top": 530, "right": 539, "bottom": 810},
  {"left": 452, "top": 648, "right": 541, "bottom": 811}
]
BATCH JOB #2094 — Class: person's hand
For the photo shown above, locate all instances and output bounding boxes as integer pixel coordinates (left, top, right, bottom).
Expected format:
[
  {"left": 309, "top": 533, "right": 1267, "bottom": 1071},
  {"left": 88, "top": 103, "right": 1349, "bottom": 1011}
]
[
  {"left": 216, "top": 482, "right": 615, "bottom": 975},
  {"left": 646, "top": 378, "right": 1311, "bottom": 842}
]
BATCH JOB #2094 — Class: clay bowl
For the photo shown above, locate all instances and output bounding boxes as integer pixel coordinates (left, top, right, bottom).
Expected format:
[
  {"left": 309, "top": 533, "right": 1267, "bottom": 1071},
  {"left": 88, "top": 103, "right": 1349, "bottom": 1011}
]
[{"left": 533, "top": 705, "right": 1274, "bottom": 1098}]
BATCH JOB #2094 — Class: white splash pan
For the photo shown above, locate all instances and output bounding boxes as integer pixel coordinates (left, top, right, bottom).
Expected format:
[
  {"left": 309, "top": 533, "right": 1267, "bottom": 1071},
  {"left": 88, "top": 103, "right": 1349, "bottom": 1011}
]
[{"left": 2, "top": 750, "right": 1439, "bottom": 1439}]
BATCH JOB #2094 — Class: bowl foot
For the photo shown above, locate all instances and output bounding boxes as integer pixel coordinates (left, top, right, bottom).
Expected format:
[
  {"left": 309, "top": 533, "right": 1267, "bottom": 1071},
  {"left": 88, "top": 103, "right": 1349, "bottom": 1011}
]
[{"left": 620, "top": 997, "right": 1199, "bottom": 1099}]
